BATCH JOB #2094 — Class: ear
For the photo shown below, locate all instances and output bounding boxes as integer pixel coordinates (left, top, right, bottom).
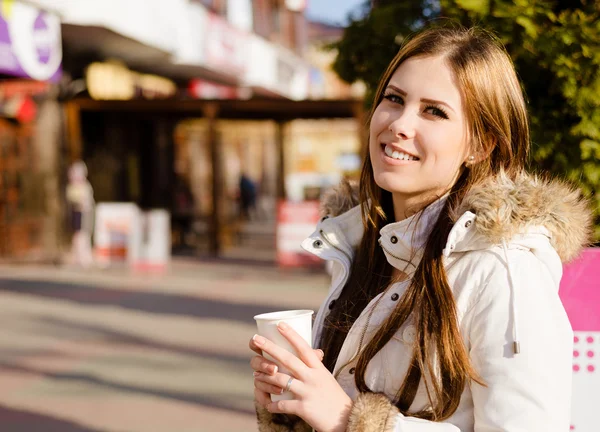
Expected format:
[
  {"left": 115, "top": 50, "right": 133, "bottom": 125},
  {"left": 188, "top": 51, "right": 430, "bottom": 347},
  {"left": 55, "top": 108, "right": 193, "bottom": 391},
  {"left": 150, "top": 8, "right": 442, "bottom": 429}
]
[{"left": 465, "top": 138, "right": 494, "bottom": 166}]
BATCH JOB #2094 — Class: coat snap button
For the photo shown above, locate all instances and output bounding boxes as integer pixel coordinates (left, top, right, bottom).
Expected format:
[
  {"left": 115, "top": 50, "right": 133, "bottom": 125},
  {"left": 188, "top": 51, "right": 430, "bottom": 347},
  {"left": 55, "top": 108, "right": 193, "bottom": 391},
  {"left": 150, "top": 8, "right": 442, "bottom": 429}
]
[
  {"left": 403, "top": 325, "right": 416, "bottom": 344},
  {"left": 313, "top": 239, "right": 323, "bottom": 248},
  {"left": 328, "top": 300, "right": 336, "bottom": 310},
  {"left": 349, "top": 367, "right": 355, "bottom": 374},
  {"left": 391, "top": 293, "right": 399, "bottom": 301},
  {"left": 390, "top": 236, "right": 398, "bottom": 244},
  {"left": 465, "top": 220, "right": 472, "bottom": 228}
]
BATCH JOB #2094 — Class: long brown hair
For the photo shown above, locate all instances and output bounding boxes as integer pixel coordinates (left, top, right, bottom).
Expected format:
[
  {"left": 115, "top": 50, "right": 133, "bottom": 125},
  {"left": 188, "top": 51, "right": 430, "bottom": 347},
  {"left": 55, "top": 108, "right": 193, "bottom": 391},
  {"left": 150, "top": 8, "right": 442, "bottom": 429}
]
[{"left": 320, "top": 26, "right": 530, "bottom": 420}]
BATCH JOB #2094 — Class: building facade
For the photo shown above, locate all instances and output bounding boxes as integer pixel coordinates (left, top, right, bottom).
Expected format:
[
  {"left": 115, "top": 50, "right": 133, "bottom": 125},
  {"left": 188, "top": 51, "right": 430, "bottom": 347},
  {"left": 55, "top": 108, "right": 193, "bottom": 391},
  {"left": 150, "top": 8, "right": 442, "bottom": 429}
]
[{"left": 12, "top": 0, "right": 363, "bottom": 263}]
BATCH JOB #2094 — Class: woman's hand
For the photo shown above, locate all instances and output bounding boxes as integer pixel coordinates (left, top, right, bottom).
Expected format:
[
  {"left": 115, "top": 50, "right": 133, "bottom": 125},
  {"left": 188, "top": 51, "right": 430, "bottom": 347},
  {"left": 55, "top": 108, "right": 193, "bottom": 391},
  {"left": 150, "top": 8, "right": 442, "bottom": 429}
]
[
  {"left": 249, "top": 336, "right": 324, "bottom": 407},
  {"left": 249, "top": 323, "right": 353, "bottom": 432}
]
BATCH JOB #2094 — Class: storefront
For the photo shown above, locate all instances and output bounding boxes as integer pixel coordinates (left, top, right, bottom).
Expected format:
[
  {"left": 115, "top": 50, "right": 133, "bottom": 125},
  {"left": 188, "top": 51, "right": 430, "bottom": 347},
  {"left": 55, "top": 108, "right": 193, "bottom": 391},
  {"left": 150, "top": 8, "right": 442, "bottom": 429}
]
[
  {"left": 53, "top": 0, "right": 362, "bottom": 263},
  {"left": 66, "top": 98, "right": 362, "bottom": 262},
  {"left": 0, "top": 0, "right": 62, "bottom": 260}
]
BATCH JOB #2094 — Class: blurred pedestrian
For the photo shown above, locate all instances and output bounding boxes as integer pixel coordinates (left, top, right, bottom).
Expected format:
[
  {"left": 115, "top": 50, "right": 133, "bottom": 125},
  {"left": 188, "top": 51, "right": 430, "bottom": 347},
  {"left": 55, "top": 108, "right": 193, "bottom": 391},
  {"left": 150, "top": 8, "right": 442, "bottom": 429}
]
[
  {"left": 66, "top": 160, "right": 95, "bottom": 268},
  {"left": 249, "top": 25, "right": 592, "bottom": 432},
  {"left": 239, "top": 172, "right": 257, "bottom": 220}
]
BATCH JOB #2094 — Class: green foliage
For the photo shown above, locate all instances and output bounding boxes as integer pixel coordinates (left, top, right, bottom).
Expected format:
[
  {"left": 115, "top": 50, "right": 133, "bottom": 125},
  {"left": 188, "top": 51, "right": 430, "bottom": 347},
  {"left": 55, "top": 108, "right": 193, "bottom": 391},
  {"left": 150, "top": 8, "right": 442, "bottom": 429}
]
[{"left": 330, "top": 0, "right": 600, "bottom": 242}]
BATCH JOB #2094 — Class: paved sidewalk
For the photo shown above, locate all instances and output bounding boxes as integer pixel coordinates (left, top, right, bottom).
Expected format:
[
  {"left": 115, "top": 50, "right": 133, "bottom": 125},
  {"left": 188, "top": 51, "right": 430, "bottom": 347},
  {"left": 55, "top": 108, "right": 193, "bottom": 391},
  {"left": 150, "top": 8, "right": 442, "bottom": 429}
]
[{"left": 0, "top": 259, "right": 329, "bottom": 432}]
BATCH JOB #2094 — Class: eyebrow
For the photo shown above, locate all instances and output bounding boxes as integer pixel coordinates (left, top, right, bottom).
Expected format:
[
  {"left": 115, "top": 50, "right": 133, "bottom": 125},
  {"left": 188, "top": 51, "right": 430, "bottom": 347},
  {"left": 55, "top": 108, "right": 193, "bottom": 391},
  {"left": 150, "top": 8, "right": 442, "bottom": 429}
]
[{"left": 386, "top": 85, "right": 456, "bottom": 113}]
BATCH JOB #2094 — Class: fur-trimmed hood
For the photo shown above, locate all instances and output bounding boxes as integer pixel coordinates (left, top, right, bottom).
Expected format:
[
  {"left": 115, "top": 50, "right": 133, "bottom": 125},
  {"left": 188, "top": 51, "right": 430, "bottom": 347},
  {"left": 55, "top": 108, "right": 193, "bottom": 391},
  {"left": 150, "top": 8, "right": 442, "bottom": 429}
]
[{"left": 320, "top": 171, "right": 592, "bottom": 263}]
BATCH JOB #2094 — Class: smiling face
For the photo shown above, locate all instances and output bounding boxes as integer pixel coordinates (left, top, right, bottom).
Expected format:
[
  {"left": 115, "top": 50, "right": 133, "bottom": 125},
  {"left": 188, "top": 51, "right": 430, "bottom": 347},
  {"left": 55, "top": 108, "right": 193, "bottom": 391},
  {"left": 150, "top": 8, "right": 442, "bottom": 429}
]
[{"left": 369, "top": 55, "right": 471, "bottom": 217}]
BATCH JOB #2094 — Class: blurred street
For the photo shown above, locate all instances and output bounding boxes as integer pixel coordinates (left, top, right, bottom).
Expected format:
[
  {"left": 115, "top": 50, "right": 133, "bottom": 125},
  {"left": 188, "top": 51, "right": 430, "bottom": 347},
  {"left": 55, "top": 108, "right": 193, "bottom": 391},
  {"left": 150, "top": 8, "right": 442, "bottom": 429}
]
[
  {"left": 0, "top": 260, "right": 328, "bottom": 432},
  {"left": 0, "top": 0, "right": 597, "bottom": 430}
]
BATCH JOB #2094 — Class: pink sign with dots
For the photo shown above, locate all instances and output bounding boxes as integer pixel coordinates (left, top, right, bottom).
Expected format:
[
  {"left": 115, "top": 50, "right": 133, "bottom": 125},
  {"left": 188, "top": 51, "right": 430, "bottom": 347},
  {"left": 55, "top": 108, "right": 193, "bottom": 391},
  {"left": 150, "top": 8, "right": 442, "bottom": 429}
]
[{"left": 559, "top": 248, "right": 600, "bottom": 432}]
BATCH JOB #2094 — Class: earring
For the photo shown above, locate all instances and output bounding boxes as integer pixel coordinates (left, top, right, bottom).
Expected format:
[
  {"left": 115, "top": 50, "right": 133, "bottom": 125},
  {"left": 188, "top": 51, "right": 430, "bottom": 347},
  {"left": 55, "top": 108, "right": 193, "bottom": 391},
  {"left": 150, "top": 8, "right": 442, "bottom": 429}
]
[{"left": 468, "top": 155, "right": 475, "bottom": 162}]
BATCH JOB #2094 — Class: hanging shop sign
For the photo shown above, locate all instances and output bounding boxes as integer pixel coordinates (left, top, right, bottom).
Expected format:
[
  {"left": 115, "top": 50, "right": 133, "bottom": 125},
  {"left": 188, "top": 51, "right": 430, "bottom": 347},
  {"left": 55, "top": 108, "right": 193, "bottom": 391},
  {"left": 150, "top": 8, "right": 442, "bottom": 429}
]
[
  {"left": 86, "top": 61, "right": 177, "bottom": 101},
  {"left": 0, "top": 1, "right": 62, "bottom": 82},
  {"left": 188, "top": 79, "right": 251, "bottom": 100}
]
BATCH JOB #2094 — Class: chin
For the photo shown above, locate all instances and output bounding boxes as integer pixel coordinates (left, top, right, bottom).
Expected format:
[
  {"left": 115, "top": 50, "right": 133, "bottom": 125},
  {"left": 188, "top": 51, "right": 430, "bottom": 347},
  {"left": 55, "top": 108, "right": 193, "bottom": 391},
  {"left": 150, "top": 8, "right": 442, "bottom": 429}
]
[{"left": 374, "top": 172, "right": 415, "bottom": 195}]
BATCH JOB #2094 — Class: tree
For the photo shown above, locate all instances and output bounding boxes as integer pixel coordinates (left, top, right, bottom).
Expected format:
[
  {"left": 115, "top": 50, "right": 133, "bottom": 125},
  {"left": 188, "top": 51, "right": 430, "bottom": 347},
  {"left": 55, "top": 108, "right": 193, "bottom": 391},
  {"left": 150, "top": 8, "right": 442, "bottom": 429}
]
[{"left": 330, "top": 0, "right": 600, "bottom": 242}]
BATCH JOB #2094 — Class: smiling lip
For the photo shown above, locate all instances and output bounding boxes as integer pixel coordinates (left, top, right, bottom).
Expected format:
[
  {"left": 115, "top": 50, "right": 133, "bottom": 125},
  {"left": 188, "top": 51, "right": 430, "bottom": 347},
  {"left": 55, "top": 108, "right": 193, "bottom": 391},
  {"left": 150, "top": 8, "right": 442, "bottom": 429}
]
[{"left": 380, "top": 143, "right": 420, "bottom": 166}]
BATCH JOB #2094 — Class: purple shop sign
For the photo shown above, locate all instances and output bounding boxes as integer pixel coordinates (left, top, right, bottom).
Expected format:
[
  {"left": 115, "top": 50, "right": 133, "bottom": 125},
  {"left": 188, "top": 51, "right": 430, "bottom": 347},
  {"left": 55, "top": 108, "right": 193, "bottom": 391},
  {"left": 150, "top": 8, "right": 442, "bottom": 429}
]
[{"left": 0, "top": 1, "right": 61, "bottom": 82}]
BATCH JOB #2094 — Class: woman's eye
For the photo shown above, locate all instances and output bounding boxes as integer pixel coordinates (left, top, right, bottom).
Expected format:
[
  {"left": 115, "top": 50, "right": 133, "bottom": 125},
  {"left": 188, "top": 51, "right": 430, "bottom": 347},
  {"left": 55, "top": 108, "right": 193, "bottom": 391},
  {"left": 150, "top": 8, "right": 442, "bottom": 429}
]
[
  {"left": 424, "top": 105, "right": 449, "bottom": 119},
  {"left": 383, "top": 93, "right": 403, "bottom": 104}
]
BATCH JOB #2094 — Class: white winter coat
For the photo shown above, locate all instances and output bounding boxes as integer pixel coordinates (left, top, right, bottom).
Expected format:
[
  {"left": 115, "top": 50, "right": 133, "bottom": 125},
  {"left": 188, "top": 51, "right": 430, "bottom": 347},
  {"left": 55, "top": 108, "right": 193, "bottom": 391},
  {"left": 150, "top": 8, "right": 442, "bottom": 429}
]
[{"left": 256, "top": 171, "right": 591, "bottom": 432}]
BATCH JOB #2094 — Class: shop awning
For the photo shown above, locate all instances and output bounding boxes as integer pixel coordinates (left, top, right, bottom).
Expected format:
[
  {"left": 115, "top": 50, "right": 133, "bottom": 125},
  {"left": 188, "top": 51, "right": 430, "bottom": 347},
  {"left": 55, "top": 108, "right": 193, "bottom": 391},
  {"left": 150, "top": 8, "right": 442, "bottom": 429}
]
[{"left": 70, "top": 97, "right": 363, "bottom": 121}]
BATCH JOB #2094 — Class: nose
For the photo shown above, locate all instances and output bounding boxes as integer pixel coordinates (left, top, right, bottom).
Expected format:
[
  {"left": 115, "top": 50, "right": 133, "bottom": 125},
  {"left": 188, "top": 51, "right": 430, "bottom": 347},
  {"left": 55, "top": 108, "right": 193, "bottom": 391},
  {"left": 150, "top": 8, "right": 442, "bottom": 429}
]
[{"left": 388, "top": 112, "right": 416, "bottom": 140}]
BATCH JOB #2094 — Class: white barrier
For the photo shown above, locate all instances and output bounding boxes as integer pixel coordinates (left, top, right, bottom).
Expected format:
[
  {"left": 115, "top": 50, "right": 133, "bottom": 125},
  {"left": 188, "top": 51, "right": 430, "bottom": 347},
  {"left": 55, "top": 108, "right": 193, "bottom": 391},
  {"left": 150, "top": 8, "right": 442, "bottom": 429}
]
[
  {"left": 94, "top": 203, "right": 141, "bottom": 267},
  {"left": 94, "top": 204, "right": 171, "bottom": 271},
  {"left": 131, "top": 209, "right": 171, "bottom": 272}
]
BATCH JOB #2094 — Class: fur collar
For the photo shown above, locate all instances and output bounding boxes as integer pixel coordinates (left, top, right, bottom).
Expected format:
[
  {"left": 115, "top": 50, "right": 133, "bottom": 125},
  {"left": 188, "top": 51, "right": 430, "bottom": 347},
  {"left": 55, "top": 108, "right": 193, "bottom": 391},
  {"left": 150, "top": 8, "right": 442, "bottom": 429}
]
[{"left": 320, "top": 171, "right": 592, "bottom": 263}]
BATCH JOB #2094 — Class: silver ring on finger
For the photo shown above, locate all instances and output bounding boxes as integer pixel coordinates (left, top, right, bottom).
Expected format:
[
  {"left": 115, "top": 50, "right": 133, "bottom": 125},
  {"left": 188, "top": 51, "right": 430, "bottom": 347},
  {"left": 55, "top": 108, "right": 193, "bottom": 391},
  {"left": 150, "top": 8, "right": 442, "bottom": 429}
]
[{"left": 284, "top": 376, "right": 294, "bottom": 393}]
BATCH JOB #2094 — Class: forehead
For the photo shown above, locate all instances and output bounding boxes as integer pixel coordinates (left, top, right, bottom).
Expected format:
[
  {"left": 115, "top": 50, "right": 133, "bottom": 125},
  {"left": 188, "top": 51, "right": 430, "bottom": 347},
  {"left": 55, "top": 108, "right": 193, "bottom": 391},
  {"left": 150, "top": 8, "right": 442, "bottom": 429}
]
[{"left": 388, "top": 55, "right": 463, "bottom": 109}]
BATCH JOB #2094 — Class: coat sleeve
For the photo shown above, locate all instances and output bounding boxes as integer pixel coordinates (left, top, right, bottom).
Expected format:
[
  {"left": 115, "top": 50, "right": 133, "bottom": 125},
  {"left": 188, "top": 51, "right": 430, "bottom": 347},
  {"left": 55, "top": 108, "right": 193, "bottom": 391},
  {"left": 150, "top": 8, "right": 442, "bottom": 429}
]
[{"left": 466, "top": 247, "right": 572, "bottom": 431}]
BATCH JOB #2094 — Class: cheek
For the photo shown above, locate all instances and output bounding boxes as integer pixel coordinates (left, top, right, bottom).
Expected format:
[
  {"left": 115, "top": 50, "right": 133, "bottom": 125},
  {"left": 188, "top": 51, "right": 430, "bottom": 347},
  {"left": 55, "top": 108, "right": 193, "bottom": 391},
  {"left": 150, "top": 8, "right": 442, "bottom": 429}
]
[
  {"left": 423, "top": 137, "right": 468, "bottom": 178},
  {"left": 369, "top": 108, "right": 387, "bottom": 155},
  {"left": 369, "top": 106, "right": 387, "bottom": 141}
]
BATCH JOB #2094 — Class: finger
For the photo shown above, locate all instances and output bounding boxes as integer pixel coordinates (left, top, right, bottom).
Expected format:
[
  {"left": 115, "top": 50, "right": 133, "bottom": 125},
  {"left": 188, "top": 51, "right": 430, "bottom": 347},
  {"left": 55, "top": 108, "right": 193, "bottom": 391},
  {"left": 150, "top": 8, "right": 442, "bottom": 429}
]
[
  {"left": 254, "top": 388, "right": 271, "bottom": 407},
  {"left": 254, "top": 378, "right": 284, "bottom": 395},
  {"left": 252, "top": 334, "right": 307, "bottom": 379},
  {"left": 267, "top": 399, "right": 301, "bottom": 416},
  {"left": 250, "top": 355, "right": 278, "bottom": 375},
  {"left": 249, "top": 337, "right": 263, "bottom": 356},
  {"left": 276, "top": 323, "right": 321, "bottom": 368},
  {"left": 254, "top": 371, "right": 304, "bottom": 396}
]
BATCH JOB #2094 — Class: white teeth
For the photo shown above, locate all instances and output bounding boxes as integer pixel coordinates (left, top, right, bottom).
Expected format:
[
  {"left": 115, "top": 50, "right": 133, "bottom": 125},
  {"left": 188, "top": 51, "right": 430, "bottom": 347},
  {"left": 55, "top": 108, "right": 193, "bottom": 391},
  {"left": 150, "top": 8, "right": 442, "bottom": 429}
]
[{"left": 384, "top": 144, "right": 418, "bottom": 161}]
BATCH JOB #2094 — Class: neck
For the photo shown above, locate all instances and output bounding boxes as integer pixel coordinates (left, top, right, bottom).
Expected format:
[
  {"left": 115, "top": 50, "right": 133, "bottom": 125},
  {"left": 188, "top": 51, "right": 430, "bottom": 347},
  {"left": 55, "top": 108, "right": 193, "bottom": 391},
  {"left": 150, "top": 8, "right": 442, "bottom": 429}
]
[{"left": 392, "top": 193, "right": 437, "bottom": 222}]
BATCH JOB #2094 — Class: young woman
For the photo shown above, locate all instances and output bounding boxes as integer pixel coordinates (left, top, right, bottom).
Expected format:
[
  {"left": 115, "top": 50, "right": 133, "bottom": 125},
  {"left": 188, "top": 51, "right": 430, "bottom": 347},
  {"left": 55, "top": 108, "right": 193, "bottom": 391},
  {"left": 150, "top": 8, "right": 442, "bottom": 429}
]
[{"left": 249, "top": 26, "right": 592, "bottom": 432}]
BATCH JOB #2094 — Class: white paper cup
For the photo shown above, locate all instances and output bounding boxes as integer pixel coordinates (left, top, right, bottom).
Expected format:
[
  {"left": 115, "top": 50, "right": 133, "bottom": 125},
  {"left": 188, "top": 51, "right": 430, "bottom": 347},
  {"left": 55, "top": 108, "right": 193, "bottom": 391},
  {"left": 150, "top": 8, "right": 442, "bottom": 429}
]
[{"left": 254, "top": 309, "right": 314, "bottom": 401}]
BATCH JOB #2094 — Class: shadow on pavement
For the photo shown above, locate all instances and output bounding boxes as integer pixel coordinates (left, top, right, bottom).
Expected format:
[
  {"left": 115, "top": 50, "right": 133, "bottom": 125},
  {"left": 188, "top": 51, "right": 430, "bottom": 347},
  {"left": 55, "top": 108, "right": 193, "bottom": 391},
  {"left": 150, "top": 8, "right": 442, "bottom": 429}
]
[
  {"left": 34, "top": 315, "right": 252, "bottom": 366},
  {"left": 0, "top": 278, "right": 315, "bottom": 325},
  {"left": 0, "top": 404, "right": 105, "bottom": 432},
  {"left": 0, "top": 361, "right": 256, "bottom": 417}
]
